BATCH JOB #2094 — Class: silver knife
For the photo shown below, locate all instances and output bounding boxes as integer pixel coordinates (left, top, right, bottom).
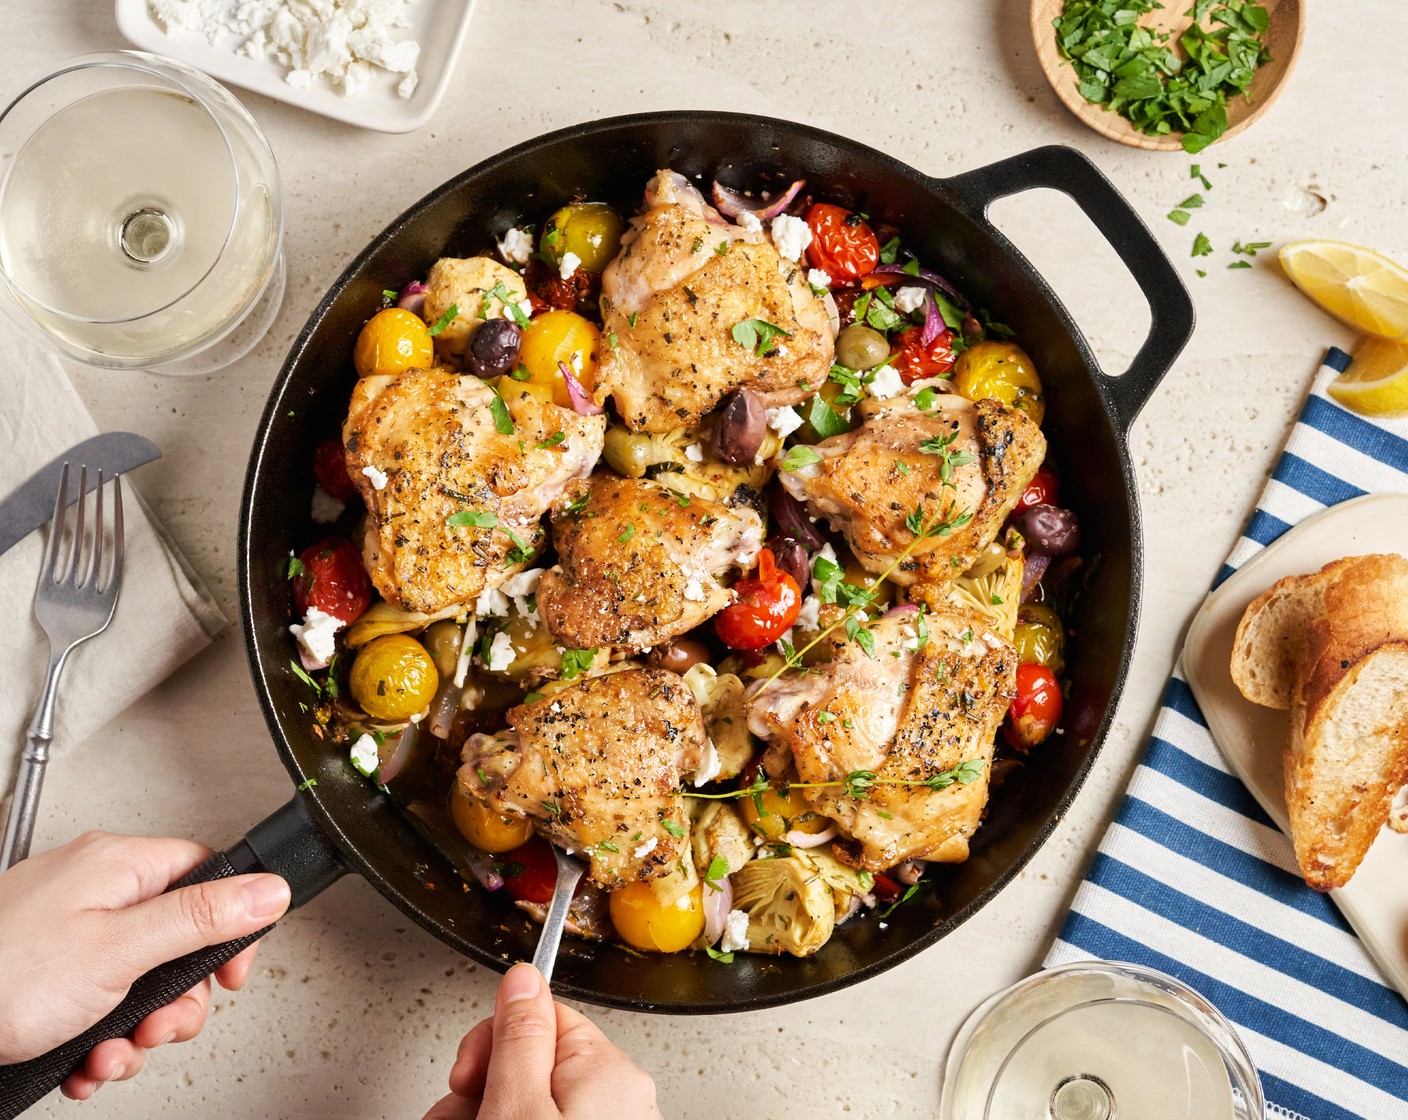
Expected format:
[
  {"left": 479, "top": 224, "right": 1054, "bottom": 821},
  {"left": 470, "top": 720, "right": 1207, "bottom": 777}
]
[{"left": 0, "top": 432, "right": 160, "bottom": 558}]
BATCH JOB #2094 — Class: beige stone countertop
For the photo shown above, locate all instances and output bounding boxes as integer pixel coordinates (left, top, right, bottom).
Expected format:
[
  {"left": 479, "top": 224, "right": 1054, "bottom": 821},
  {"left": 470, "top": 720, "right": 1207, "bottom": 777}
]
[{"left": 7, "top": 0, "right": 1407, "bottom": 1116}]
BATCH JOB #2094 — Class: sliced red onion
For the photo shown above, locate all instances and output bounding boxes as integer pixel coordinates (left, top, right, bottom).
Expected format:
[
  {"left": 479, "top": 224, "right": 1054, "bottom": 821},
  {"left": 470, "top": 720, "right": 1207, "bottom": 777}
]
[
  {"left": 711, "top": 177, "right": 805, "bottom": 222},
  {"left": 871, "top": 262, "right": 971, "bottom": 311},
  {"left": 377, "top": 723, "right": 418, "bottom": 783},
  {"left": 428, "top": 679, "right": 463, "bottom": 740},
  {"left": 884, "top": 603, "right": 920, "bottom": 618},
  {"left": 920, "top": 287, "right": 944, "bottom": 347},
  {"left": 1021, "top": 551, "right": 1052, "bottom": 602},
  {"left": 397, "top": 280, "right": 427, "bottom": 317},
  {"left": 838, "top": 893, "right": 863, "bottom": 923},
  {"left": 297, "top": 645, "right": 328, "bottom": 672},
  {"left": 895, "top": 858, "right": 926, "bottom": 886},
  {"left": 703, "top": 875, "right": 734, "bottom": 945},
  {"left": 771, "top": 484, "right": 827, "bottom": 550},
  {"left": 465, "top": 847, "right": 505, "bottom": 892},
  {"left": 785, "top": 824, "right": 837, "bottom": 848},
  {"left": 558, "top": 361, "right": 605, "bottom": 416}
]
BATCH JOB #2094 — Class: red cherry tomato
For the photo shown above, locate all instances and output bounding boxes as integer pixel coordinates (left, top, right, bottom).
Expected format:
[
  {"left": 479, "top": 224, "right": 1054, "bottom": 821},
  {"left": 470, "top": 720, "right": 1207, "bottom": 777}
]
[
  {"left": 893, "top": 326, "right": 957, "bottom": 384},
  {"left": 713, "top": 548, "right": 802, "bottom": 651},
  {"left": 871, "top": 872, "right": 903, "bottom": 904},
  {"left": 292, "top": 537, "right": 372, "bottom": 624},
  {"left": 805, "top": 203, "right": 880, "bottom": 283},
  {"left": 1016, "top": 466, "right": 1059, "bottom": 514},
  {"left": 501, "top": 836, "right": 557, "bottom": 904},
  {"left": 312, "top": 436, "right": 358, "bottom": 501},
  {"left": 1004, "top": 663, "right": 1063, "bottom": 752}
]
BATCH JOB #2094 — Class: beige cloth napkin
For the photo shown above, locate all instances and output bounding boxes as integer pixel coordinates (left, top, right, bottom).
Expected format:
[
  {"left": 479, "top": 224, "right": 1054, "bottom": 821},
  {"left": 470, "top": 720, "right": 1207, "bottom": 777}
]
[{"left": 0, "top": 321, "right": 227, "bottom": 814}]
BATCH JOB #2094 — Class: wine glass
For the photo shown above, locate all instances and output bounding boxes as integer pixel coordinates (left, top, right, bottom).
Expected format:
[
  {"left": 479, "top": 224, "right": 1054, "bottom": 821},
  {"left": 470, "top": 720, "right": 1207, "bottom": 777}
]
[
  {"left": 940, "top": 960, "right": 1265, "bottom": 1120},
  {"left": 0, "top": 51, "right": 284, "bottom": 375}
]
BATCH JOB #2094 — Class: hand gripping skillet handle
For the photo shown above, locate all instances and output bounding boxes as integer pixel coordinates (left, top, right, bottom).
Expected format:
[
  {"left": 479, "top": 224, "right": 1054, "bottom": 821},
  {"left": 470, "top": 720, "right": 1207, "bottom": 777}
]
[
  {"left": 0, "top": 797, "right": 344, "bottom": 1118},
  {"left": 944, "top": 144, "right": 1196, "bottom": 434}
]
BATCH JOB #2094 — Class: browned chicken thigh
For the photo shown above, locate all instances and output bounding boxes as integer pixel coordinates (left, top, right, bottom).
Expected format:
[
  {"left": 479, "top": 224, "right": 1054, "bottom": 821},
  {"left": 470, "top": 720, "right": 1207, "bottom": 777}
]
[
  {"left": 344, "top": 371, "right": 604, "bottom": 614},
  {"left": 746, "top": 610, "right": 1016, "bottom": 871},
  {"left": 777, "top": 386, "right": 1044, "bottom": 603},
  {"left": 536, "top": 474, "right": 763, "bottom": 650},
  {"left": 458, "top": 668, "right": 706, "bottom": 888},
  {"left": 596, "top": 170, "right": 835, "bottom": 431}
]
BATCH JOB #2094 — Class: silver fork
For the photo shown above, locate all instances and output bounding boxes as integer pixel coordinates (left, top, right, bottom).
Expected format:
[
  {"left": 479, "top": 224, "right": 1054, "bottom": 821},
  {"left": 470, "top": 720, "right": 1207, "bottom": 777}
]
[
  {"left": 531, "top": 847, "right": 587, "bottom": 983},
  {"left": 0, "top": 464, "right": 124, "bottom": 869}
]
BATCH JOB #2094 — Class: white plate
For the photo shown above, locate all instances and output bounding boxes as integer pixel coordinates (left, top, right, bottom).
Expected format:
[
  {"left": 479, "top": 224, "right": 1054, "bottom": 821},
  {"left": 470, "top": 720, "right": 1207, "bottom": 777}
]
[
  {"left": 114, "top": 0, "right": 475, "bottom": 133},
  {"left": 1183, "top": 493, "right": 1408, "bottom": 1001}
]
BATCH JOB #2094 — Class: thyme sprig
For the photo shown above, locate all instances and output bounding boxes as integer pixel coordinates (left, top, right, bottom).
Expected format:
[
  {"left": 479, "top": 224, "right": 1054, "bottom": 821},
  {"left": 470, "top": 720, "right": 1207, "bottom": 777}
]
[{"left": 678, "top": 760, "right": 986, "bottom": 804}]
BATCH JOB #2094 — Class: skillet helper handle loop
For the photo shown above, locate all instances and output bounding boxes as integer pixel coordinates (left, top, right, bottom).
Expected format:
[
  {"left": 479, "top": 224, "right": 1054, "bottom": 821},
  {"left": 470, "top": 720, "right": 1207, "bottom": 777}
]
[{"left": 945, "top": 144, "right": 1195, "bottom": 433}]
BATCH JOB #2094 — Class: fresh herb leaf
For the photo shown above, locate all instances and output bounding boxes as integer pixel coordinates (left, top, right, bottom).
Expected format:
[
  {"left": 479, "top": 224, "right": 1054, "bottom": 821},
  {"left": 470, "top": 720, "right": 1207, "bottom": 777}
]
[
  {"left": 731, "top": 318, "right": 793, "bottom": 357},
  {"left": 806, "top": 395, "right": 850, "bottom": 440},
  {"left": 382, "top": 288, "right": 398, "bottom": 301},
  {"left": 535, "top": 431, "right": 566, "bottom": 450},
  {"left": 447, "top": 509, "right": 497, "bottom": 529},
  {"left": 560, "top": 648, "right": 597, "bottom": 680},
  {"left": 1167, "top": 209, "right": 1191, "bottom": 226},
  {"left": 880, "top": 882, "right": 921, "bottom": 919},
  {"left": 618, "top": 523, "right": 637, "bottom": 544},
  {"left": 816, "top": 710, "right": 836, "bottom": 724},
  {"left": 914, "top": 386, "right": 938, "bottom": 411},
  {"left": 782, "top": 445, "right": 822, "bottom": 472},
  {"left": 1178, "top": 193, "right": 1205, "bottom": 209},
  {"left": 427, "top": 303, "right": 458, "bottom": 336},
  {"left": 660, "top": 818, "right": 686, "bottom": 839},
  {"left": 598, "top": 841, "right": 619, "bottom": 853},
  {"left": 490, "top": 393, "right": 514, "bottom": 435},
  {"left": 1227, "top": 260, "right": 1253, "bottom": 269},
  {"left": 287, "top": 556, "right": 305, "bottom": 579},
  {"left": 627, "top": 311, "right": 639, "bottom": 328},
  {"left": 297, "top": 778, "right": 318, "bottom": 790},
  {"left": 290, "top": 661, "right": 322, "bottom": 695},
  {"left": 504, "top": 528, "right": 536, "bottom": 565},
  {"left": 523, "top": 691, "right": 545, "bottom": 704},
  {"left": 691, "top": 236, "right": 704, "bottom": 253},
  {"left": 705, "top": 945, "right": 735, "bottom": 963},
  {"left": 1192, "top": 232, "right": 1213, "bottom": 257},
  {"left": 704, "top": 855, "right": 729, "bottom": 890},
  {"left": 878, "top": 236, "right": 901, "bottom": 265},
  {"left": 715, "top": 239, "right": 730, "bottom": 255}
]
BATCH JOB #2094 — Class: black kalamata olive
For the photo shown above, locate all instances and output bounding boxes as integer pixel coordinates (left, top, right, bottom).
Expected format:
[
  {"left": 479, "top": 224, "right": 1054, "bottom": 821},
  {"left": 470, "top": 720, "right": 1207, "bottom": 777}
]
[
  {"left": 1017, "top": 504, "right": 1080, "bottom": 556},
  {"left": 711, "top": 388, "right": 766, "bottom": 465},
  {"left": 768, "top": 537, "right": 810, "bottom": 593},
  {"left": 647, "top": 639, "right": 711, "bottom": 675},
  {"left": 467, "top": 319, "right": 522, "bottom": 378}
]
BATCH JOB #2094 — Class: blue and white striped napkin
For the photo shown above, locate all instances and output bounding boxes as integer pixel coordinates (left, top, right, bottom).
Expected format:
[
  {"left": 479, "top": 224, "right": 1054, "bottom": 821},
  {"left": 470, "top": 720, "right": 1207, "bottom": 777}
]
[{"left": 1044, "top": 348, "right": 1408, "bottom": 1120}]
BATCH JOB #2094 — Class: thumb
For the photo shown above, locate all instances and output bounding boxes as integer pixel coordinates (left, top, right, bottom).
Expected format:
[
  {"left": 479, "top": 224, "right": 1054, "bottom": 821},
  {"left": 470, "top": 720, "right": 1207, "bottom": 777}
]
[
  {"left": 480, "top": 964, "right": 561, "bottom": 1118},
  {"left": 108, "top": 873, "right": 291, "bottom": 977}
]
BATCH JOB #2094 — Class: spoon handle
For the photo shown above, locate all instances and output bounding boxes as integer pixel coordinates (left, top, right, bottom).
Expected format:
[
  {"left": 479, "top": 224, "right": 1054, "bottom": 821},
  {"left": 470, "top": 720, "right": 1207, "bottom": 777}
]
[{"left": 531, "top": 850, "right": 585, "bottom": 983}]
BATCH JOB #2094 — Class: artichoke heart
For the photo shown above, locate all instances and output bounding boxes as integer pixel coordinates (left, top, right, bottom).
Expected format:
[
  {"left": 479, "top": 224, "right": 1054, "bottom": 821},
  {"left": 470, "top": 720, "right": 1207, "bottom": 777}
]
[
  {"left": 690, "top": 801, "right": 754, "bottom": 880},
  {"left": 731, "top": 853, "right": 835, "bottom": 957},
  {"left": 948, "top": 529, "right": 1025, "bottom": 641},
  {"left": 681, "top": 664, "right": 757, "bottom": 781},
  {"left": 345, "top": 600, "right": 465, "bottom": 648},
  {"left": 605, "top": 423, "right": 779, "bottom": 504}
]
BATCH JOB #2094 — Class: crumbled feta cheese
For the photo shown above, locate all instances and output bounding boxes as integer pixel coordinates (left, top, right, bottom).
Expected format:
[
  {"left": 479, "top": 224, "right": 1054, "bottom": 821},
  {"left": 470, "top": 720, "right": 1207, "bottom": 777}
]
[
  {"left": 285, "top": 68, "right": 313, "bottom": 90},
  {"left": 894, "top": 286, "right": 927, "bottom": 315},
  {"left": 765, "top": 406, "right": 804, "bottom": 438},
  {"left": 868, "top": 364, "right": 905, "bottom": 400},
  {"left": 502, "top": 298, "right": 533, "bottom": 322},
  {"left": 396, "top": 72, "right": 418, "bottom": 99},
  {"left": 683, "top": 578, "right": 708, "bottom": 603},
  {"left": 476, "top": 587, "right": 511, "bottom": 617},
  {"left": 361, "top": 464, "right": 388, "bottom": 490},
  {"left": 770, "top": 214, "right": 813, "bottom": 261},
  {"left": 502, "top": 568, "right": 544, "bottom": 597},
  {"left": 691, "top": 740, "right": 722, "bottom": 787},
  {"left": 486, "top": 631, "right": 516, "bottom": 672},
  {"left": 559, "top": 251, "right": 582, "bottom": 280},
  {"left": 736, "top": 211, "right": 763, "bottom": 233},
  {"left": 684, "top": 443, "right": 704, "bottom": 462},
  {"left": 806, "top": 268, "right": 831, "bottom": 290},
  {"left": 310, "top": 487, "right": 345, "bottom": 524},
  {"left": 498, "top": 227, "right": 534, "bottom": 266},
  {"left": 349, "top": 734, "right": 379, "bottom": 778},
  {"left": 634, "top": 837, "right": 659, "bottom": 859},
  {"left": 289, "top": 607, "right": 342, "bottom": 668},
  {"left": 720, "top": 909, "right": 750, "bottom": 953},
  {"left": 795, "top": 595, "right": 822, "bottom": 631}
]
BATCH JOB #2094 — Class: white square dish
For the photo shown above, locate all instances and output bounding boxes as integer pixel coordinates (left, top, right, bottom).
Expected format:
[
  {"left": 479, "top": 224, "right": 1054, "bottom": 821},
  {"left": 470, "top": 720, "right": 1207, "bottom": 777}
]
[
  {"left": 114, "top": 0, "right": 475, "bottom": 133},
  {"left": 1182, "top": 492, "right": 1408, "bottom": 1002}
]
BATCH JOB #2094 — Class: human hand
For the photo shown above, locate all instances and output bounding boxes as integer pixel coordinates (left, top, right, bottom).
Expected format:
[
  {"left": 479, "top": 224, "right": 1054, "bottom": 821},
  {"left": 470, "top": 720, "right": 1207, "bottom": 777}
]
[
  {"left": 423, "top": 963, "right": 662, "bottom": 1120},
  {"left": 0, "top": 830, "right": 291, "bottom": 1100}
]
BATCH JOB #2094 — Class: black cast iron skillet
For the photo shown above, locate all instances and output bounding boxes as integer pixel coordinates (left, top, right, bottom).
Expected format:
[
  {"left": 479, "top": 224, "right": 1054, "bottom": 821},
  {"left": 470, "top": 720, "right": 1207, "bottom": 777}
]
[{"left": 0, "top": 111, "right": 1192, "bottom": 1115}]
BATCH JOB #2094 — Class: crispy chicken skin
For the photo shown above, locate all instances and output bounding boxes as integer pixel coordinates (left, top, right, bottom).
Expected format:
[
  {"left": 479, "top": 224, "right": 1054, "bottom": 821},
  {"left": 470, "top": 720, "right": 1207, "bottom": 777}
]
[
  {"left": 458, "top": 668, "right": 706, "bottom": 888},
  {"left": 536, "top": 474, "right": 764, "bottom": 650},
  {"left": 746, "top": 611, "right": 1016, "bottom": 871},
  {"left": 596, "top": 171, "right": 834, "bottom": 432},
  {"left": 778, "top": 387, "right": 1044, "bottom": 602},
  {"left": 344, "top": 370, "right": 604, "bottom": 614}
]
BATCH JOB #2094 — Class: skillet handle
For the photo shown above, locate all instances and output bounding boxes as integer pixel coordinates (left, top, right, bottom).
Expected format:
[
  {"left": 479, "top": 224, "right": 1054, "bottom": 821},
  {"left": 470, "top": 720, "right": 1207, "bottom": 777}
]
[
  {"left": 0, "top": 797, "right": 343, "bottom": 1119},
  {"left": 944, "top": 144, "right": 1194, "bottom": 434}
]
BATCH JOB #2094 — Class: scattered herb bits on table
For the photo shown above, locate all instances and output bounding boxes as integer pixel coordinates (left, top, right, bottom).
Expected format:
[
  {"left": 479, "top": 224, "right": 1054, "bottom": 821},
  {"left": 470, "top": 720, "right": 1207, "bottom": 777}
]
[{"left": 283, "top": 170, "right": 1087, "bottom": 960}]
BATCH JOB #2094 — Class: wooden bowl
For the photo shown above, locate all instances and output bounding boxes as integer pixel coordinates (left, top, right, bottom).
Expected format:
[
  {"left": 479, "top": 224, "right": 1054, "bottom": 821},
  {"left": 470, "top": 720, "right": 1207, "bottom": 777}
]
[{"left": 1031, "top": 0, "right": 1304, "bottom": 151}]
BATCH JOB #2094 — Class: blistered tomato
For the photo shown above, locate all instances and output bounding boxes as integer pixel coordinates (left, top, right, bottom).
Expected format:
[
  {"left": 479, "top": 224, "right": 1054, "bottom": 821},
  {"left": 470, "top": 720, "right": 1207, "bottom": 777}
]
[
  {"left": 609, "top": 879, "right": 706, "bottom": 953},
  {"left": 292, "top": 537, "right": 372, "bottom": 624},
  {"left": 1004, "top": 663, "right": 1063, "bottom": 751},
  {"left": 352, "top": 308, "right": 433, "bottom": 378},
  {"left": 805, "top": 203, "right": 880, "bottom": 283},
  {"left": 893, "top": 325, "right": 957, "bottom": 383},
  {"left": 739, "top": 780, "right": 832, "bottom": 842},
  {"left": 349, "top": 634, "right": 439, "bottom": 721},
  {"left": 1016, "top": 466, "right": 1059, "bottom": 513},
  {"left": 953, "top": 341, "right": 1045, "bottom": 426},
  {"left": 713, "top": 548, "right": 801, "bottom": 651},
  {"left": 450, "top": 784, "right": 534, "bottom": 853},
  {"left": 501, "top": 836, "right": 558, "bottom": 904},
  {"left": 312, "top": 436, "right": 357, "bottom": 501},
  {"left": 517, "top": 310, "right": 600, "bottom": 408}
]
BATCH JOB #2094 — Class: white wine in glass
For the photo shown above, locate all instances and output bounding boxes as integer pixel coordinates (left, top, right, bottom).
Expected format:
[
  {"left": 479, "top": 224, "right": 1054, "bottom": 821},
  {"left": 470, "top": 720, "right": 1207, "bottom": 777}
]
[
  {"left": 0, "top": 52, "right": 284, "bottom": 374},
  {"left": 941, "top": 961, "right": 1265, "bottom": 1120}
]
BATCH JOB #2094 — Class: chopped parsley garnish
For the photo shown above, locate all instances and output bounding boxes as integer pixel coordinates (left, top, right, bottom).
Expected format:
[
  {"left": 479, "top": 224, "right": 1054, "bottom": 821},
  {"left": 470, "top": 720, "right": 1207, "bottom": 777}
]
[
  {"left": 705, "top": 945, "right": 735, "bottom": 963},
  {"left": 626, "top": 311, "right": 639, "bottom": 328},
  {"left": 781, "top": 445, "right": 823, "bottom": 472},
  {"left": 382, "top": 288, "right": 398, "bottom": 301},
  {"left": 816, "top": 710, "right": 836, "bottom": 724},
  {"left": 427, "top": 303, "right": 458, "bottom": 336},
  {"left": 290, "top": 660, "right": 322, "bottom": 695},
  {"left": 1192, "top": 232, "right": 1213, "bottom": 257},
  {"left": 806, "top": 395, "right": 850, "bottom": 440},
  {"left": 560, "top": 648, "right": 597, "bottom": 680},
  {"left": 489, "top": 392, "right": 514, "bottom": 435},
  {"left": 660, "top": 818, "right": 686, "bottom": 839},
  {"left": 703, "top": 855, "right": 729, "bottom": 891},
  {"left": 508, "top": 364, "right": 531, "bottom": 380},
  {"left": 1232, "top": 239, "right": 1271, "bottom": 256},
  {"left": 447, "top": 509, "right": 497, "bottom": 529},
  {"left": 504, "top": 528, "right": 535, "bottom": 565},
  {"left": 878, "top": 236, "right": 901, "bottom": 265},
  {"left": 523, "top": 692, "right": 545, "bottom": 705},
  {"left": 715, "top": 239, "right": 731, "bottom": 255},
  {"left": 691, "top": 235, "right": 704, "bottom": 253},
  {"left": 598, "top": 841, "right": 619, "bottom": 853},
  {"left": 913, "top": 386, "right": 939, "bottom": 412},
  {"left": 731, "top": 318, "right": 792, "bottom": 357},
  {"left": 535, "top": 431, "right": 566, "bottom": 450},
  {"left": 297, "top": 778, "right": 318, "bottom": 790},
  {"left": 618, "top": 523, "right": 637, "bottom": 544},
  {"left": 1167, "top": 209, "right": 1192, "bottom": 226},
  {"left": 286, "top": 556, "right": 305, "bottom": 580},
  {"left": 1227, "top": 260, "right": 1252, "bottom": 269},
  {"left": 1178, "top": 193, "right": 1205, "bottom": 209}
]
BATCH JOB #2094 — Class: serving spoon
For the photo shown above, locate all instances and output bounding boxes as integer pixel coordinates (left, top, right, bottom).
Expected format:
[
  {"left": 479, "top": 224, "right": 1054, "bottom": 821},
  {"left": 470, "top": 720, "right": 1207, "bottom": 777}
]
[
  {"left": 530, "top": 847, "right": 588, "bottom": 983},
  {"left": 1030, "top": 0, "right": 1304, "bottom": 151}
]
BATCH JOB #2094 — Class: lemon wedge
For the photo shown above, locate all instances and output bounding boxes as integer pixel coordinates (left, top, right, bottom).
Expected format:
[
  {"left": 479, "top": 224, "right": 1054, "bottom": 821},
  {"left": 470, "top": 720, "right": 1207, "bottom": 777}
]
[
  {"left": 1280, "top": 240, "right": 1408, "bottom": 341},
  {"left": 1327, "top": 337, "right": 1408, "bottom": 417}
]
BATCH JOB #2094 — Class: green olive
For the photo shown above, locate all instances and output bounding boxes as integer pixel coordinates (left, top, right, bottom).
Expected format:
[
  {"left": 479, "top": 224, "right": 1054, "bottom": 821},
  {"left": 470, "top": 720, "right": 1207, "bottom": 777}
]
[
  {"left": 1013, "top": 603, "right": 1066, "bottom": 675},
  {"left": 835, "top": 323, "right": 891, "bottom": 371},
  {"left": 541, "top": 202, "right": 625, "bottom": 273},
  {"left": 422, "top": 619, "right": 463, "bottom": 678},
  {"left": 603, "top": 427, "right": 653, "bottom": 478},
  {"left": 794, "top": 380, "right": 855, "bottom": 445}
]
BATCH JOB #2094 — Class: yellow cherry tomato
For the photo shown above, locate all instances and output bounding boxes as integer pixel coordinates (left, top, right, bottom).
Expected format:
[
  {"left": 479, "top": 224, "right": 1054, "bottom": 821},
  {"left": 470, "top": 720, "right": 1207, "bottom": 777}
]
[
  {"left": 353, "top": 308, "right": 434, "bottom": 378},
  {"left": 450, "top": 784, "right": 534, "bottom": 853},
  {"left": 739, "top": 780, "right": 832, "bottom": 842},
  {"left": 349, "top": 634, "right": 439, "bottom": 721},
  {"left": 542, "top": 202, "right": 625, "bottom": 273},
  {"left": 517, "top": 310, "right": 600, "bottom": 409},
  {"left": 952, "top": 340, "right": 1045, "bottom": 427},
  {"left": 609, "top": 879, "right": 706, "bottom": 953}
]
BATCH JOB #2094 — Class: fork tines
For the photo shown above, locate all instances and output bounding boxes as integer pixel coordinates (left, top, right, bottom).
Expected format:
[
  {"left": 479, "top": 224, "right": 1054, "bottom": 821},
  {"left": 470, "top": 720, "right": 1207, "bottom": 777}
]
[{"left": 44, "top": 462, "right": 124, "bottom": 593}]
